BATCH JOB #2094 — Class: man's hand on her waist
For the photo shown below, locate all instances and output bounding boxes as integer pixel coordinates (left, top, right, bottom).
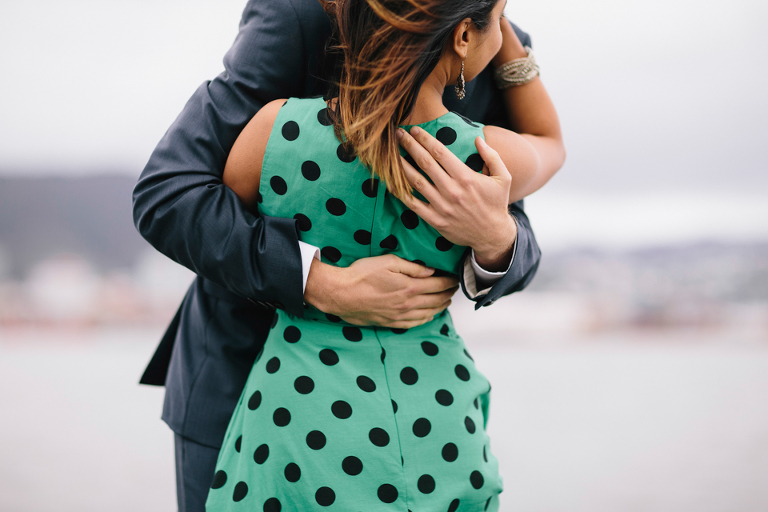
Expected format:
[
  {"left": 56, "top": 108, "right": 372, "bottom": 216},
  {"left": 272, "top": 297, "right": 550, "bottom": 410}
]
[{"left": 304, "top": 254, "right": 458, "bottom": 329}]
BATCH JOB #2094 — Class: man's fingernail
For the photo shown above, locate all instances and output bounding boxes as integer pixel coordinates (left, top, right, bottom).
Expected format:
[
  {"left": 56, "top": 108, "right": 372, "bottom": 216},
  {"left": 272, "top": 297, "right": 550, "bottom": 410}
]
[{"left": 411, "top": 126, "right": 420, "bottom": 135}]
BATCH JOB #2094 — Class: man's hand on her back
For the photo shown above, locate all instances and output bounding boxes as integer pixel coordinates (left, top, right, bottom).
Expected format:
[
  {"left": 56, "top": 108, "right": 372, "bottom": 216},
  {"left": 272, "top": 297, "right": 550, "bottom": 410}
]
[
  {"left": 397, "top": 127, "right": 517, "bottom": 273},
  {"left": 304, "top": 255, "right": 459, "bottom": 329}
]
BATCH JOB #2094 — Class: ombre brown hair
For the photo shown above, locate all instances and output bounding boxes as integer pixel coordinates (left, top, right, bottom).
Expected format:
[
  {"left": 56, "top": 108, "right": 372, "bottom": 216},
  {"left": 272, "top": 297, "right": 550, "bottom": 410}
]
[{"left": 322, "top": 0, "right": 498, "bottom": 200}]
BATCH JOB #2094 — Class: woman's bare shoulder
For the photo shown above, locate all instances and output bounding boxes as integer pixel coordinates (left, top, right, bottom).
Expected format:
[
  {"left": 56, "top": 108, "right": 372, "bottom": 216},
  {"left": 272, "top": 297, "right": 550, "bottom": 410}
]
[{"left": 223, "top": 99, "right": 288, "bottom": 209}]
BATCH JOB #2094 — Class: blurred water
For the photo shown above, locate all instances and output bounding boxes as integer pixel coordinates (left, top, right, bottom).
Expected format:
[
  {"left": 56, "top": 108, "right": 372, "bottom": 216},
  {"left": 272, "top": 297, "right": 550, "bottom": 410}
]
[{"left": 1, "top": 326, "right": 766, "bottom": 511}]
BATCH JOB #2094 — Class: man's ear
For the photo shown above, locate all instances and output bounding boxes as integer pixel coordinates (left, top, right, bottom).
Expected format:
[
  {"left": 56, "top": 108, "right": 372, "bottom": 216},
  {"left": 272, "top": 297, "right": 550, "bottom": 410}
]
[{"left": 451, "top": 18, "right": 472, "bottom": 60}]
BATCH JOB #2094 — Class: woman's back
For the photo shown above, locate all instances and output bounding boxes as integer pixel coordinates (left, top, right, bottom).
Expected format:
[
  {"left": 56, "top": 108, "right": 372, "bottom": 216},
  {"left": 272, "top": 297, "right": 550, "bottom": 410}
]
[
  {"left": 259, "top": 97, "right": 484, "bottom": 294},
  {"left": 205, "top": 97, "right": 503, "bottom": 511}
]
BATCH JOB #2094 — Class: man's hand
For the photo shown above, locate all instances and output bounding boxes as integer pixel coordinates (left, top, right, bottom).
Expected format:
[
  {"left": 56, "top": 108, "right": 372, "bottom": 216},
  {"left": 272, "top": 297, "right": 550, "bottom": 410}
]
[
  {"left": 397, "top": 127, "right": 517, "bottom": 272},
  {"left": 304, "top": 255, "right": 459, "bottom": 329}
]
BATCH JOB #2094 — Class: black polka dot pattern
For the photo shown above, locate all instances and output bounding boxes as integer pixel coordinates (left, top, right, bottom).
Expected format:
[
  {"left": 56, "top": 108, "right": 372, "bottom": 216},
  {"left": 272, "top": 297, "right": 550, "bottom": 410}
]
[
  {"left": 211, "top": 470, "right": 227, "bottom": 489},
  {"left": 337, "top": 144, "right": 356, "bottom": 163},
  {"left": 400, "top": 367, "right": 418, "bottom": 385},
  {"left": 465, "top": 153, "right": 484, "bottom": 173},
  {"left": 436, "top": 127, "right": 457, "bottom": 145},
  {"left": 413, "top": 418, "right": 431, "bottom": 437},
  {"left": 326, "top": 198, "right": 346, "bottom": 216},
  {"left": 301, "top": 160, "right": 321, "bottom": 181},
  {"left": 319, "top": 349, "right": 339, "bottom": 366},
  {"left": 207, "top": 100, "right": 500, "bottom": 510},
  {"left": 436, "top": 237, "right": 454, "bottom": 251},
  {"left": 270, "top": 176, "right": 287, "bottom": 195},
  {"left": 418, "top": 474, "right": 435, "bottom": 494},
  {"left": 282, "top": 121, "right": 299, "bottom": 141},
  {"left": 321, "top": 246, "right": 341, "bottom": 263},
  {"left": 362, "top": 178, "right": 379, "bottom": 197},
  {"left": 306, "top": 430, "right": 326, "bottom": 450},
  {"left": 285, "top": 463, "right": 301, "bottom": 482},
  {"left": 273, "top": 408, "right": 291, "bottom": 427},
  {"left": 294, "top": 376, "right": 314, "bottom": 394},
  {"left": 436, "top": 389, "right": 454, "bottom": 406},
  {"left": 471, "top": 470, "right": 484, "bottom": 489},
  {"left": 380, "top": 235, "right": 398, "bottom": 250},
  {"left": 377, "top": 484, "right": 398, "bottom": 503},
  {"left": 442, "top": 443, "right": 458, "bottom": 462},
  {"left": 266, "top": 357, "right": 280, "bottom": 373},
  {"left": 233, "top": 481, "right": 248, "bottom": 502},
  {"left": 369, "top": 428, "right": 390, "bottom": 447},
  {"left": 342, "top": 456, "right": 363, "bottom": 476},
  {"left": 283, "top": 326, "right": 301, "bottom": 343},
  {"left": 357, "top": 375, "right": 376, "bottom": 392},
  {"left": 331, "top": 400, "right": 352, "bottom": 419},
  {"left": 401, "top": 209, "right": 419, "bottom": 229},
  {"left": 264, "top": 497, "right": 282, "bottom": 512},
  {"left": 317, "top": 108, "right": 333, "bottom": 126},
  {"left": 421, "top": 341, "right": 439, "bottom": 356},
  {"left": 343, "top": 326, "right": 363, "bottom": 342},
  {"left": 294, "top": 213, "right": 312, "bottom": 232},
  {"left": 253, "top": 443, "right": 269, "bottom": 464},
  {"left": 354, "top": 230, "right": 372, "bottom": 245},
  {"left": 315, "top": 486, "right": 336, "bottom": 506},
  {"left": 248, "top": 390, "right": 262, "bottom": 410}
]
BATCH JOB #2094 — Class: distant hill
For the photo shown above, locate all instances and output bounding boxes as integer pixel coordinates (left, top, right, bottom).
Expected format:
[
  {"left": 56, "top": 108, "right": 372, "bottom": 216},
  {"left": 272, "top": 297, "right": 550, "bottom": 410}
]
[
  {"left": 1, "top": 175, "right": 766, "bottom": 305},
  {"left": 0, "top": 175, "right": 147, "bottom": 278}
]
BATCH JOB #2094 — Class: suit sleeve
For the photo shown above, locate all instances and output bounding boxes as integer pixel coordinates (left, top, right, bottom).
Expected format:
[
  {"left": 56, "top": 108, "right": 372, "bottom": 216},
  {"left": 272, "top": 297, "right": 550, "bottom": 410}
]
[
  {"left": 132, "top": 0, "right": 309, "bottom": 316},
  {"left": 459, "top": 23, "right": 543, "bottom": 308}
]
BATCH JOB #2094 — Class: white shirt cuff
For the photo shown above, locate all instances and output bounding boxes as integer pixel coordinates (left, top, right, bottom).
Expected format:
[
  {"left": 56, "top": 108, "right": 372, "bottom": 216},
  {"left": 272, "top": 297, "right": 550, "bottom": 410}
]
[
  {"left": 298, "top": 241, "right": 321, "bottom": 294},
  {"left": 462, "top": 215, "right": 519, "bottom": 299}
]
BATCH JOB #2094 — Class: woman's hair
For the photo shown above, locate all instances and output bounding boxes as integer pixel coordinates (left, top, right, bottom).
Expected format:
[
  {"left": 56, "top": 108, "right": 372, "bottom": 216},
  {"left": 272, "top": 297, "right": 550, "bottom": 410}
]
[{"left": 322, "top": 0, "right": 498, "bottom": 199}]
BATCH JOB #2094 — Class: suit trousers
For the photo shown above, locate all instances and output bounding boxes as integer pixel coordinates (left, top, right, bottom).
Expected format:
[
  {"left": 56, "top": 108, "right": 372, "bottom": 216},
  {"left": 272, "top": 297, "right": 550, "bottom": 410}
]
[{"left": 174, "top": 433, "right": 219, "bottom": 512}]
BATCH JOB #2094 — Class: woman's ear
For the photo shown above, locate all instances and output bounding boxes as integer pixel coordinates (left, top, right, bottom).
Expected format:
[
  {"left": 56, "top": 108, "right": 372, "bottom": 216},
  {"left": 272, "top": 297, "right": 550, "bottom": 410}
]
[{"left": 451, "top": 18, "right": 472, "bottom": 60}]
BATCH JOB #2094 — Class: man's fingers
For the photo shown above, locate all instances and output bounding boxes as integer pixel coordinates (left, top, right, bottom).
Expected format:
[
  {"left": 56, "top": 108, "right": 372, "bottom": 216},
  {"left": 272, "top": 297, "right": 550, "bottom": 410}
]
[
  {"left": 386, "top": 255, "right": 435, "bottom": 278},
  {"left": 474, "top": 136, "right": 506, "bottom": 178},
  {"left": 414, "top": 277, "right": 460, "bottom": 295},
  {"left": 400, "top": 155, "right": 439, "bottom": 206},
  {"left": 408, "top": 126, "right": 466, "bottom": 179},
  {"left": 398, "top": 127, "right": 452, "bottom": 189},
  {"left": 406, "top": 288, "right": 456, "bottom": 311}
]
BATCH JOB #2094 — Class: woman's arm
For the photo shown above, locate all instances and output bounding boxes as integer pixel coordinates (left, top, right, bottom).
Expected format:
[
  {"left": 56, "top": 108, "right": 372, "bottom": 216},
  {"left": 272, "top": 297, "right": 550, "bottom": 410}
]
[
  {"left": 484, "top": 18, "right": 566, "bottom": 203},
  {"left": 222, "top": 99, "right": 287, "bottom": 210}
]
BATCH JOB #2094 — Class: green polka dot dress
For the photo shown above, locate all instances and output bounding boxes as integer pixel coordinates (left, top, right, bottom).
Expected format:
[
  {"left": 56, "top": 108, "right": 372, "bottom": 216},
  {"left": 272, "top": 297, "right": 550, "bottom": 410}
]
[{"left": 205, "top": 97, "right": 503, "bottom": 512}]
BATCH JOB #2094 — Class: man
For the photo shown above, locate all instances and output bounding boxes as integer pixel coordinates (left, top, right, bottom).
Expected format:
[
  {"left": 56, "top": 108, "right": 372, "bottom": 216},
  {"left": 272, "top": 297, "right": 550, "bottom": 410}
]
[{"left": 133, "top": 0, "right": 541, "bottom": 510}]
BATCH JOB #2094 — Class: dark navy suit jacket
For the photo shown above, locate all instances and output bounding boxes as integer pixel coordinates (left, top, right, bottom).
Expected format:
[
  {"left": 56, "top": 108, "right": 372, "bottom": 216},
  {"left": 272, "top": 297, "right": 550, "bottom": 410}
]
[{"left": 133, "top": 0, "right": 541, "bottom": 449}]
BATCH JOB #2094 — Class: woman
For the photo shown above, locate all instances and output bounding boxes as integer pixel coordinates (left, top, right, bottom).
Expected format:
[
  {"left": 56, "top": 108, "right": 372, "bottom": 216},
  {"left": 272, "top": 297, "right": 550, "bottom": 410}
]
[{"left": 206, "top": 0, "right": 564, "bottom": 510}]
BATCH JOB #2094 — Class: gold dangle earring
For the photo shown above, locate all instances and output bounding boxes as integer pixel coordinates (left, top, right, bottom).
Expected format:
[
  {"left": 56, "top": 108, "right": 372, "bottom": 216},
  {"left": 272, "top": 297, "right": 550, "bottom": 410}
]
[{"left": 454, "top": 60, "right": 466, "bottom": 100}]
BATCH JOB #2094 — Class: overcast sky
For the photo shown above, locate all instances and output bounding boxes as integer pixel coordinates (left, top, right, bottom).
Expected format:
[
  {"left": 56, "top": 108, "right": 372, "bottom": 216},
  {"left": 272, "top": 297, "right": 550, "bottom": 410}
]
[{"left": 1, "top": 0, "right": 766, "bottom": 247}]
